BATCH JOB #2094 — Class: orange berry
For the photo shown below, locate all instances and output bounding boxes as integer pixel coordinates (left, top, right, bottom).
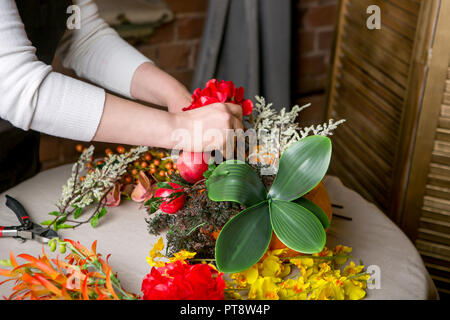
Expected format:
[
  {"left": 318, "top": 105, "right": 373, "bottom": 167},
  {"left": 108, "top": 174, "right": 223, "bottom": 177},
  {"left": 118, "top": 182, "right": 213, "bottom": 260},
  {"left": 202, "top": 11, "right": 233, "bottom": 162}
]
[
  {"left": 125, "top": 176, "right": 133, "bottom": 184},
  {"left": 96, "top": 160, "right": 104, "bottom": 166},
  {"left": 150, "top": 168, "right": 157, "bottom": 174},
  {"left": 105, "top": 148, "right": 113, "bottom": 156},
  {"left": 141, "top": 162, "right": 148, "bottom": 168},
  {"left": 144, "top": 153, "right": 152, "bottom": 161},
  {"left": 159, "top": 152, "right": 166, "bottom": 159},
  {"left": 86, "top": 163, "right": 92, "bottom": 168},
  {"left": 80, "top": 176, "right": 86, "bottom": 182},
  {"left": 165, "top": 163, "right": 173, "bottom": 170},
  {"left": 153, "top": 159, "right": 161, "bottom": 166},
  {"left": 158, "top": 171, "right": 166, "bottom": 177},
  {"left": 134, "top": 160, "right": 140, "bottom": 167},
  {"left": 173, "top": 163, "right": 177, "bottom": 170},
  {"left": 116, "top": 146, "right": 125, "bottom": 154},
  {"left": 167, "top": 169, "right": 174, "bottom": 175},
  {"left": 76, "top": 144, "right": 83, "bottom": 153},
  {"left": 131, "top": 169, "right": 139, "bottom": 176}
]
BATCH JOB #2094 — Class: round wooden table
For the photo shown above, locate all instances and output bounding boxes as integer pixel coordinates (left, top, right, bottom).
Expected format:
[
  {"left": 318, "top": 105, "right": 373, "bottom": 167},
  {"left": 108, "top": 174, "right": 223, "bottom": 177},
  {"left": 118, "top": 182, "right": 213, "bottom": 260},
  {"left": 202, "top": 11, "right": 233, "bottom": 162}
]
[{"left": 0, "top": 164, "right": 439, "bottom": 299}]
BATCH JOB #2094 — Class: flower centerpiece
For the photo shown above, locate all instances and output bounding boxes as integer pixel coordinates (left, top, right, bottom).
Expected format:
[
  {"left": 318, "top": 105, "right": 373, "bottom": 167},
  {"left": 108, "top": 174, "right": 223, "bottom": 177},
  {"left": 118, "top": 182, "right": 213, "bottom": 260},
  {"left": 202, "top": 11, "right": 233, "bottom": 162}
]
[{"left": 0, "top": 79, "right": 373, "bottom": 301}]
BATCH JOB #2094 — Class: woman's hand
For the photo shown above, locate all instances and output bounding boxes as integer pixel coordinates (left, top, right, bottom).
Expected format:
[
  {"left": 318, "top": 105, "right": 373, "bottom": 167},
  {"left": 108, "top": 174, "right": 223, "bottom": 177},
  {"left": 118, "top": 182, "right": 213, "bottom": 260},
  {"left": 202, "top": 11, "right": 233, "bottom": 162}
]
[
  {"left": 173, "top": 102, "right": 243, "bottom": 152},
  {"left": 130, "top": 62, "right": 192, "bottom": 113}
]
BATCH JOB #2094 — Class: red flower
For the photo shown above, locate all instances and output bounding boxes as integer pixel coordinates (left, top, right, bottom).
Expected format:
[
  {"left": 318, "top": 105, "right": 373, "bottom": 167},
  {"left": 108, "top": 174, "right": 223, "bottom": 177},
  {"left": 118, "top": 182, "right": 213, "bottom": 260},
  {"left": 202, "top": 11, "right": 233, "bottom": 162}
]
[
  {"left": 154, "top": 182, "right": 186, "bottom": 214},
  {"left": 182, "top": 79, "right": 253, "bottom": 116},
  {"left": 141, "top": 261, "right": 225, "bottom": 300}
]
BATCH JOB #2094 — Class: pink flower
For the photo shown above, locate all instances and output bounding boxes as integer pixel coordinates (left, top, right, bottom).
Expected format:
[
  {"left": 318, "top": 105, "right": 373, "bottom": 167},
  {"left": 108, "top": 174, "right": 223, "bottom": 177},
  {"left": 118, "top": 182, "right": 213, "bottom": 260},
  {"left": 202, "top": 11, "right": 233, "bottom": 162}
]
[
  {"left": 131, "top": 171, "right": 154, "bottom": 203},
  {"left": 104, "top": 183, "right": 122, "bottom": 207}
]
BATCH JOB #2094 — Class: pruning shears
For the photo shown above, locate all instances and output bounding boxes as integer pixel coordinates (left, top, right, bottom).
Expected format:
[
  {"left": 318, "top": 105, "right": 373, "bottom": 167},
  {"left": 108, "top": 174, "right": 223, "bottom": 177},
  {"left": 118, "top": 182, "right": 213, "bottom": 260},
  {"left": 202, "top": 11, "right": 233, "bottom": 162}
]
[{"left": 0, "top": 195, "right": 58, "bottom": 244}]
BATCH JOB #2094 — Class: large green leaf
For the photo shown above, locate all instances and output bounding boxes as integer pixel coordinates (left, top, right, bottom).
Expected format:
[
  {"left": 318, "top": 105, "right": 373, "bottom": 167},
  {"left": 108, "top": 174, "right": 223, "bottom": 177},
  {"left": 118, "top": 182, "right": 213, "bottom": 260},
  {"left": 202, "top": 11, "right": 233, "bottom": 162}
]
[
  {"left": 215, "top": 202, "right": 272, "bottom": 273},
  {"left": 270, "top": 200, "right": 326, "bottom": 254},
  {"left": 206, "top": 160, "right": 267, "bottom": 207},
  {"left": 293, "top": 198, "right": 330, "bottom": 229},
  {"left": 268, "top": 135, "right": 332, "bottom": 202}
]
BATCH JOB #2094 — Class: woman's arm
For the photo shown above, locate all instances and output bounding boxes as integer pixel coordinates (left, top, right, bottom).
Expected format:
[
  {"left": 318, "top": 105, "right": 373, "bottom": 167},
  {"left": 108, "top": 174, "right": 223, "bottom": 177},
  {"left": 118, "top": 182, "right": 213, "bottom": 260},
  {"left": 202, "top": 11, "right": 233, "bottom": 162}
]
[
  {"left": 59, "top": 0, "right": 192, "bottom": 112},
  {"left": 93, "top": 94, "right": 243, "bottom": 152},
  {"left": 130, "top": 62, "right": 192, "bottom": 113}
]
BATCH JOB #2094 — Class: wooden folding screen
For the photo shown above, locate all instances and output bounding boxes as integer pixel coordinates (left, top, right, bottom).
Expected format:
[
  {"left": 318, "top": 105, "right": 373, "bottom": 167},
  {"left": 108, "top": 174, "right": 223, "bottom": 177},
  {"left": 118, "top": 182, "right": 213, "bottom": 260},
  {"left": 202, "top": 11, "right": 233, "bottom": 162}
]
[{"left": 326, "top": 0, "right": 450, "bottom": 297}]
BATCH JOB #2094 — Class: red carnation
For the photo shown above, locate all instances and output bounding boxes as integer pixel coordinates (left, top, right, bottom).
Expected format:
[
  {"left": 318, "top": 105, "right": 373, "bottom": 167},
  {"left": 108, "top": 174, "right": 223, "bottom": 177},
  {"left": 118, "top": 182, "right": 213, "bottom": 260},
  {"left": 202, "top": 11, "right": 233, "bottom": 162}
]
[{"left": 141, "top": 261, "right": 226, "bottom": 300}]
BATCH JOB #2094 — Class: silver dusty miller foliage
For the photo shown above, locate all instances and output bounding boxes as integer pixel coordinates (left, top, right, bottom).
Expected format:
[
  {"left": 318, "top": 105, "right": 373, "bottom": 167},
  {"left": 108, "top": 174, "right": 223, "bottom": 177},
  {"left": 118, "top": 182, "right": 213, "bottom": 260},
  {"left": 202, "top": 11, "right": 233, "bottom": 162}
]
[{"left": 248, "top": 96, "right": 345, "bottom": 174}]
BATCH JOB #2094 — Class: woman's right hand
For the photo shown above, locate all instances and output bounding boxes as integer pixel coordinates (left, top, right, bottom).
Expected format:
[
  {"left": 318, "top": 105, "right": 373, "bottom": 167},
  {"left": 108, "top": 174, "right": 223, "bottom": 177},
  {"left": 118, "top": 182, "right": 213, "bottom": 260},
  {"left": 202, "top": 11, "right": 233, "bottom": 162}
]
[{"left": 171, "top": 102, "right": 243, "bottom": 153}]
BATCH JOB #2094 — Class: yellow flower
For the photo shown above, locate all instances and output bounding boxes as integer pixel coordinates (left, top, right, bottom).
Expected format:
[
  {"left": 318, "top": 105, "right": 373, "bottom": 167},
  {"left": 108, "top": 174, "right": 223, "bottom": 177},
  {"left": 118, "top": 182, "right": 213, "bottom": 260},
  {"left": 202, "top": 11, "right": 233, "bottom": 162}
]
[
  {"left": 333, "top": 245, "right": 352, "bottom": 264},
  {"left": 279, "top": 278, "right": 310, "bottom": 300},
  {"left": 260, "top": 255, "right": 282, "bottom": 277},
  {"left": 248, "top": 277, "right": 280, "bottom": 300},
  {"left": 230, "top": 265, "right": 259, "bottom": 288},
  {"left": 169, "top": 250, "right": 197, "bottom": 263},
  {"left": 146, "top": 237, "right": 166, "bottom": 268},
  {"left": 343, "top": 261, "right": 365, "bottom": 276},
  {"left": 290, "top": 257, "right": 314, "bottom": 276},
  {"left": 344, "top": 278, "right": 367, "bottom": 300}
]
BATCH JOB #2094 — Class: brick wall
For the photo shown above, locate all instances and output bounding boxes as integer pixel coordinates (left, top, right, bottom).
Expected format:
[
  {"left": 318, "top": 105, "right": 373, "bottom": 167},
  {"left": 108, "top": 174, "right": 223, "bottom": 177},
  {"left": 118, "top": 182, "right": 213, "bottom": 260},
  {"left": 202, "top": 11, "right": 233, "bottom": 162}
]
[
  {"left": 294, "top": 0, "right": 338, "bottom": 126},
  {"left": 39, "top": 0, "right": 338, "bottom": 171}
]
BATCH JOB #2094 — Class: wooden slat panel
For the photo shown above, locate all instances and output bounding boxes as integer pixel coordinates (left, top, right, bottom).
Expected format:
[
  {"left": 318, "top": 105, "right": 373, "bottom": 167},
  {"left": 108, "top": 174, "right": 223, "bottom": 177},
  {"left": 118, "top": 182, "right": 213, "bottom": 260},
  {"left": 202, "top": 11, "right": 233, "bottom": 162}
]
[
  {"left": 418, "top": 228, "right": 450, "bottom": 246},
  {"left": 417, "top": 240, "right": 450, "bottom": 260},
  {"left": 435, "top": 128, "right": 450, "bottom": 142},
  {"left": 386, "top": 0, "right": 420, "bottom": 16},
  {"left": 348, "top": 0, "right": 417, "bottom": 41},
  {"left": 422, "top": 206, "right": 450, "bottom": 223},
  {"left": 419, "top": 217, "right": 450, "bottom": 234}
]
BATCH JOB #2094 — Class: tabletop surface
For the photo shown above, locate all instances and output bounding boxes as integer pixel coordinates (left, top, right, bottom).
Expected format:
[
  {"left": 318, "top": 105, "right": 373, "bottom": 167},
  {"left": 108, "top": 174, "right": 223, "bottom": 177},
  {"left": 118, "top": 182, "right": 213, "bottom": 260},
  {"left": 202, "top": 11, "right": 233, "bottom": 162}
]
[{"left": 0, "top": 164, "right": 439, "bottom": 300}]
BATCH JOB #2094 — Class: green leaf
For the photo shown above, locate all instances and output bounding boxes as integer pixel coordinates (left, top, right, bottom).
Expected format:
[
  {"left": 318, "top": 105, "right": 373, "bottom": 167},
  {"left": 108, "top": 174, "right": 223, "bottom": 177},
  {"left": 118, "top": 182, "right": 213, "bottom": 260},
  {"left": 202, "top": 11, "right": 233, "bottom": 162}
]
[
  {"left": 73, "top": 208, "right": 83, "bottom": 219},
  {"left": 98, "top": 207, "right": 107, "bottom": 219},
  {"left": 293, "top": 198, "right": 330, "bottom": 229},
  {"left": 91, "top": 216, "right": 99, "bottom": 228},
  {"left": 57, "top": 224, "right": 75, "bottom": 229},
  {"left": 41, "top": 220, "right": 54, "bottom": 226},
  {"left": 203, "top": 158, "right": 217, "bottom": 179},
  {"left": 270, "top": 200, "right": 326, "bottom": 254},
  {"left": 268, "top": 135, "right": 332, "bottom": 201},
  {"left": 215, "top": 202, "right": 272, "bottom": 273},
  {"left": 48, "top": 211, "right": 59, "bottom": 217},
  {"left": 206, "top": 160, "right": 267, "bottom": 207},
  {"left": 156, "top": 182, "right": 173, "bottom": 189}
]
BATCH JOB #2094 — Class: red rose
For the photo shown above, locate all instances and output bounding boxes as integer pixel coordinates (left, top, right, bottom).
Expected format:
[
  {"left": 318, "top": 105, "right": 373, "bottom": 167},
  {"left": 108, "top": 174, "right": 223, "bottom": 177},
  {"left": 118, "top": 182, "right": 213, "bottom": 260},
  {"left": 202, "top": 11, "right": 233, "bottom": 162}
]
[{"left": 141, "top": 261, "right": 225, "bottom": 300}]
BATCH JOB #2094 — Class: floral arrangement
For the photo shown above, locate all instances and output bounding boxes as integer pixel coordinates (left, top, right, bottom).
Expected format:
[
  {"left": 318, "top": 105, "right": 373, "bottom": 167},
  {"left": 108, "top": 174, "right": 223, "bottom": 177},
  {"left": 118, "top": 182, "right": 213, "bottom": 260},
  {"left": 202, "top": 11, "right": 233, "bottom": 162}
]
[{"left": 0, "top": 79, "right": 367, "bottom": 300}]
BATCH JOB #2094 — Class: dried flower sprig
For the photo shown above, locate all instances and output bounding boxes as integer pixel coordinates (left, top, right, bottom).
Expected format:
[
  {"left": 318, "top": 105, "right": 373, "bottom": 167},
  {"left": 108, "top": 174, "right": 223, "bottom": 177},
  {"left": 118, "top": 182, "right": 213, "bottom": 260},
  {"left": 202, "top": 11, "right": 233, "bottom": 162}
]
[{"left": 43, "top": 146, "right": 148, "bottom": 230}]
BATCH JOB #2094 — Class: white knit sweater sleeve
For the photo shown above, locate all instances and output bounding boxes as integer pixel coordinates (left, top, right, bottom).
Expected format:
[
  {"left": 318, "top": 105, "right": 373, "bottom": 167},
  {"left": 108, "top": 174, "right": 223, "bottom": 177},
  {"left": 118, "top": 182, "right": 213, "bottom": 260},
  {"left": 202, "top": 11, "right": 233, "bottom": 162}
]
[
  {"left": 0, "top": 0, "right": 150, "bottom": 141},
  {"left": 58, "top": 0, "right": 151, "bottom": 99}
]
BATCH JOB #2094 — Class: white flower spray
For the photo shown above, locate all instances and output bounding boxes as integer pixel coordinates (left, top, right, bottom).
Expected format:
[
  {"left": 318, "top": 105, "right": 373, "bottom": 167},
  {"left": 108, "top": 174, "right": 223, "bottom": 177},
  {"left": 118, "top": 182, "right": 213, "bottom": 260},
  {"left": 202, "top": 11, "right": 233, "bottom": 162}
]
[{"left": 48, "top": 146, "right": 148, "bottom": 230}]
